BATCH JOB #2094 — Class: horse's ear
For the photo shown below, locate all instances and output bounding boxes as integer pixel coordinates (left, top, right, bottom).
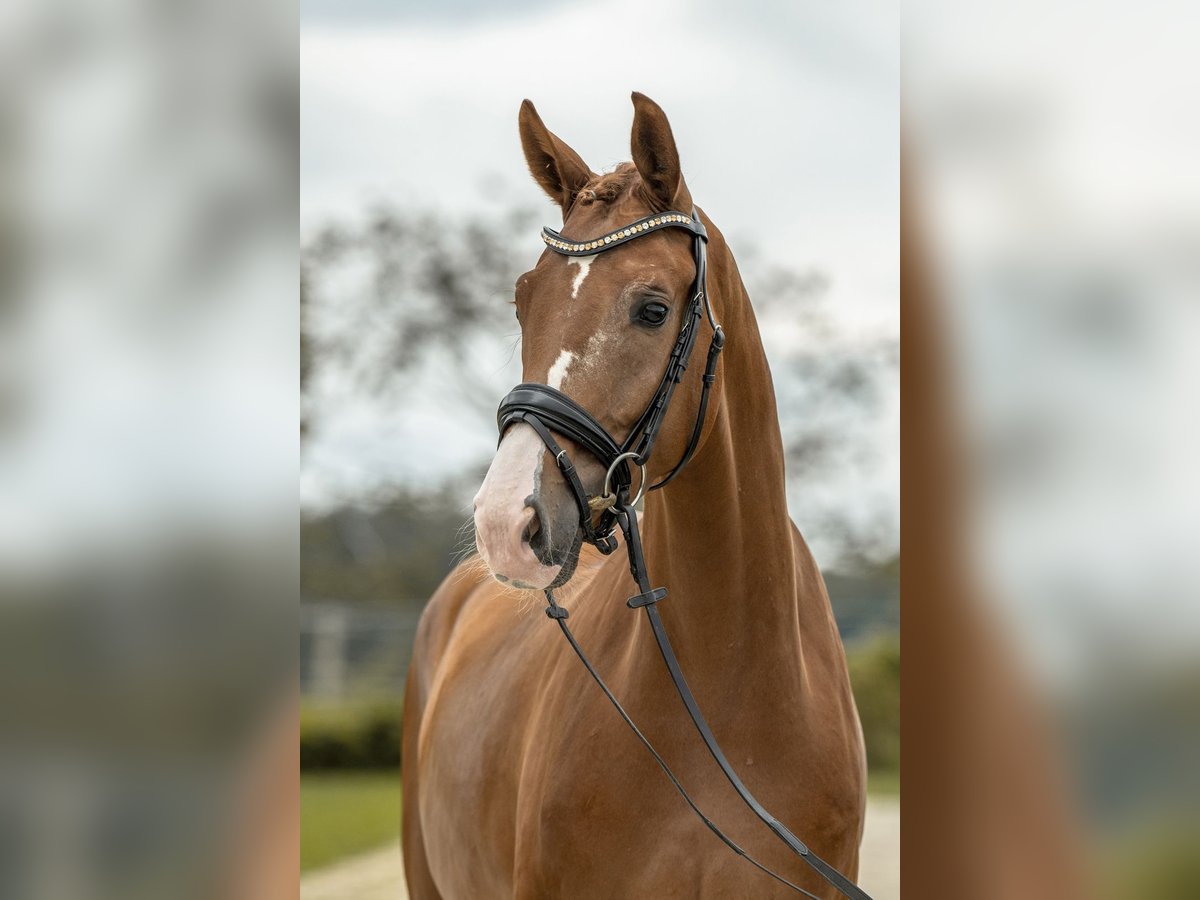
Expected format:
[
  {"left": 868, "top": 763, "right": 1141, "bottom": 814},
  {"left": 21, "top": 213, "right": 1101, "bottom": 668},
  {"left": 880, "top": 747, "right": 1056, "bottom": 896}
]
[
  {"left": 519, "top": 100, "right": 595, "bottom": 212},
  {"left": 630, "top": 92, "right": 692, "bottom": 212}
]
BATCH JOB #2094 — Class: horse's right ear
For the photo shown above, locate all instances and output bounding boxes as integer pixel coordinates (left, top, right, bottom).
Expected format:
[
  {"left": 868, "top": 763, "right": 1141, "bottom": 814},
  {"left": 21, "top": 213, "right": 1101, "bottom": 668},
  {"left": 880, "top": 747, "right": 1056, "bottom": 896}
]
[{"left": 519, "top": 100, "right": 595, "bottom": 213}]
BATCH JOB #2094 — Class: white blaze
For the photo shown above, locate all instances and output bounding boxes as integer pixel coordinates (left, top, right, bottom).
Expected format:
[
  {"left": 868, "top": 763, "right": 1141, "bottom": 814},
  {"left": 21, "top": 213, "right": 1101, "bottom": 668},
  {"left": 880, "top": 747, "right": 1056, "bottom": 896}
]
[
  {"left": 470, "top": 258, "right": 600, "bottom": 589},
  {"left": 546, "top": 349, "right": 575, "bottom": 391},
  {"left": 568, "top": 255, "right": 595, "bottom": 299}
]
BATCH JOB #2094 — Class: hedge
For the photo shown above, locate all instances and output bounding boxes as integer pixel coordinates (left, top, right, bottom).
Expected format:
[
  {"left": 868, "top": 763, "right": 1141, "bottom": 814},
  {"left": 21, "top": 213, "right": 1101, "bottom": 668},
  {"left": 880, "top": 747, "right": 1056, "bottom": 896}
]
[{"left": 300, "top": 701, "right": 403, "bottom": 771}]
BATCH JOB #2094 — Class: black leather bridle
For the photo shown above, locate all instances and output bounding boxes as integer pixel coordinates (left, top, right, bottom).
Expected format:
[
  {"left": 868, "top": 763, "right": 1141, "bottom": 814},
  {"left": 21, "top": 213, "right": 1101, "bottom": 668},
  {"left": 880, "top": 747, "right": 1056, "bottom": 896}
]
[
  {"left": 498, "top": 211, "right": 723, "bottom": 555},
  {"left": 495, "top": 210, "right": 874, "bottom": 900}
]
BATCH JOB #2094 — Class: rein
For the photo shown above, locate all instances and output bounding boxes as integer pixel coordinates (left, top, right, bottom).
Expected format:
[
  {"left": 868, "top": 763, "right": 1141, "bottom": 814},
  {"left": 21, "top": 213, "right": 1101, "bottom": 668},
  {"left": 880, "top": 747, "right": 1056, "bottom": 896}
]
[{"left": 495, "top": 210, "right": 873, "bottom": 900}]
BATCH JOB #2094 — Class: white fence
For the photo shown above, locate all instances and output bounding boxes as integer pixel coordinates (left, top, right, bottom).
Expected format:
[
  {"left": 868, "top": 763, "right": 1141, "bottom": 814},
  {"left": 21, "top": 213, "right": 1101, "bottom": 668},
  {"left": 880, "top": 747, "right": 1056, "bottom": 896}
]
[{"left": 300, "top": 601, "right": 419, "bottom": 700}]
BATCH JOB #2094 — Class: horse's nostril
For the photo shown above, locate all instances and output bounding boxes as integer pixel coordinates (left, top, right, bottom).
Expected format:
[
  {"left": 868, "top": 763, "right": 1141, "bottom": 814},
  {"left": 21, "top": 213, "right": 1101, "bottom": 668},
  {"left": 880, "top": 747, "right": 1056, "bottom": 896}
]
[
  {"left": 524, "top": 498, "right": 552, "bottom": 563},
  {"left": 523, "top": 510, "right": 541, "bottom": 546}
]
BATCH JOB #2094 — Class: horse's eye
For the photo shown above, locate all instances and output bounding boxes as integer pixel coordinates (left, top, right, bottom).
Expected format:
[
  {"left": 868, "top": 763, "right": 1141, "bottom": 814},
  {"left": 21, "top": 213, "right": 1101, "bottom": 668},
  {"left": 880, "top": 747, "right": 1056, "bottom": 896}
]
[{"left": 636, "top": 301, "right": 669, "bottom": 328}]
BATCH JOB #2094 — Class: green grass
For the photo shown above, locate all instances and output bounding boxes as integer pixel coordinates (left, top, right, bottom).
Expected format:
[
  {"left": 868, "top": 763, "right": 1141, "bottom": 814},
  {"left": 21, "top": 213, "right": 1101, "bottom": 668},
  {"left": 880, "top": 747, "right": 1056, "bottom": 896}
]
[{"left": 301, "top": 771, "right": 403, "bottom": 872}]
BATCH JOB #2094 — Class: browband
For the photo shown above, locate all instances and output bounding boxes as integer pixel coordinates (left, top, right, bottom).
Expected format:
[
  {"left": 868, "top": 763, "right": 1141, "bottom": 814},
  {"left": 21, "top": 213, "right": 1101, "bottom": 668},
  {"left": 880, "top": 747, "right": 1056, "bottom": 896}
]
[{"left": 541, "top": 210, "right": 707, "bottom": 257}]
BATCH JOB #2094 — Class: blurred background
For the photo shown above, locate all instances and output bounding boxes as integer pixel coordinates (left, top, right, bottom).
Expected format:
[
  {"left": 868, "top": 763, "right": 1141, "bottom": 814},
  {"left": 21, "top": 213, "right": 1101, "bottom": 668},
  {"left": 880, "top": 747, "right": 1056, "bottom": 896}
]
[
  {"left": 11, "top": 0, "right": 1194, "bottom": 897},
  {"left": 906, "top": 0, "right": 1200, "bottom": 896},
  {"left": 299, "top": 0, "right": 900, "bottom": 895},
  {"left": 2, "top": 0, "right": 296, "bottom": 898}
]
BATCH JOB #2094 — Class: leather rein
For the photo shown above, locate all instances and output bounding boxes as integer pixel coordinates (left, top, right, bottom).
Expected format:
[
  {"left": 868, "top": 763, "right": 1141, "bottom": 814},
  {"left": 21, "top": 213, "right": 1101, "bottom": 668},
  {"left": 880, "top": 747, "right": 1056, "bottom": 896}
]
[{"left": 495, "top": 210, "right": 873, "bottom": 900}]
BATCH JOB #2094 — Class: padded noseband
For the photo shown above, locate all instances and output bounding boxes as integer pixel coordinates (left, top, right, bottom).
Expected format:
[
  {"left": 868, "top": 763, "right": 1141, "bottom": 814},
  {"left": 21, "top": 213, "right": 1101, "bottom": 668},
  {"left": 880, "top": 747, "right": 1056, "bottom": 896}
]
[{"left": 498, "top": 384, "right": 624, "bottom": 471}]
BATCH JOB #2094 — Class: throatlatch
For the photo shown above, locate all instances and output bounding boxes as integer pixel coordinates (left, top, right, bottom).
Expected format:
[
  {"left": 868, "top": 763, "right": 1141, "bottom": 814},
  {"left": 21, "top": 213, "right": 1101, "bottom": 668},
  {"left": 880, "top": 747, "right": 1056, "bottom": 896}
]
[{"left": 495, "top": 209, "right": 873, "bottom": 900}]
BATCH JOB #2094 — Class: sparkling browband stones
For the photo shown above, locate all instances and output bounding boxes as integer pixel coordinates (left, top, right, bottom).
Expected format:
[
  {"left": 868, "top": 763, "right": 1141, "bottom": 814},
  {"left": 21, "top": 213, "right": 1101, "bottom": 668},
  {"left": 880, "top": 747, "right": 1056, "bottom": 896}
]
[{"left": 540, "top": 212, "right": 700, "bottom": 257}]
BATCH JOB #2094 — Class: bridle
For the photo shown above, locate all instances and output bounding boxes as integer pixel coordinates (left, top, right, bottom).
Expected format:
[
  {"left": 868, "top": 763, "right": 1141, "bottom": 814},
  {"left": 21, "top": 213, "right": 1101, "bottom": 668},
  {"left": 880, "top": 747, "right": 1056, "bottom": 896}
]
[
  {"left": 495, "top": 210, "right": 874, "bottom": 900},
  {"left": 498, "top": 211, "right": 722, "bottom": 555}
]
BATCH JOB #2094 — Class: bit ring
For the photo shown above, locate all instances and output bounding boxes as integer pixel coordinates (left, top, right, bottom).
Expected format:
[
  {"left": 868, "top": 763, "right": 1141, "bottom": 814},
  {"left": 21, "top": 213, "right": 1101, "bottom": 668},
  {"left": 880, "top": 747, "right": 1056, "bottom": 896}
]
[{"left": 600, "top": 451, "right": 646, "bottom": 509}]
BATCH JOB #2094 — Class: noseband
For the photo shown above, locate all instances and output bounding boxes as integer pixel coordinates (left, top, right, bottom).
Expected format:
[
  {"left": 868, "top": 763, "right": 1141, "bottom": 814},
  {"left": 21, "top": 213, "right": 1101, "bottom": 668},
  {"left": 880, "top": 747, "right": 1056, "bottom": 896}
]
[{"left": 494, "top": 210, "right": 872, "bottom": 900}]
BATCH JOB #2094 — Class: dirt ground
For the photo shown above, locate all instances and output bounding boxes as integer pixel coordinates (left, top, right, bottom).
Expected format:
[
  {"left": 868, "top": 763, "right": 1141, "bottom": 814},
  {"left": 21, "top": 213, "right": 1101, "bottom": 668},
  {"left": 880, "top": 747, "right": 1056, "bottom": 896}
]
[{"left": 300, "top": 797, "right": 899, "bottom": 900}]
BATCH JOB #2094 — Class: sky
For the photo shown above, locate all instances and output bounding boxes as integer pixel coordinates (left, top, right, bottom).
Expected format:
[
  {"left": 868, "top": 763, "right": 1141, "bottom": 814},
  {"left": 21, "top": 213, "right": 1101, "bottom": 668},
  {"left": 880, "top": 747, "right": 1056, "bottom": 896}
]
[{"left": 301, "top": 0, "right": 899, "bottom": 337}]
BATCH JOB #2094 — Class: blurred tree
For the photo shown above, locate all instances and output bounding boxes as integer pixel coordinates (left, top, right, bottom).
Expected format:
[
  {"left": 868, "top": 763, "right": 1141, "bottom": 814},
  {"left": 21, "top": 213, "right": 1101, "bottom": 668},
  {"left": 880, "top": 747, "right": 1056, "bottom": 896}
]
[
  {"left": 752, "top": 263, "right": 899, "bottom": 565},
  {"left": 301, "top": 480, "right": 479, "bottom": 607},
  {"left": 301, "top": 263, "right": 313, "bottom": 442},
  {"left": 302, "top": 203, "right": 535, "bottom": 435}
]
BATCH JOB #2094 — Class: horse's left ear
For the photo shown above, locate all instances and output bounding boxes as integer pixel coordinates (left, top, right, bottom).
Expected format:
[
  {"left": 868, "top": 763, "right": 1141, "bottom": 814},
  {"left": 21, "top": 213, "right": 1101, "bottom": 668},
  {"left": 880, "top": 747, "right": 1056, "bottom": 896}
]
[
  {"left": 519, "top": 100, "right": 595, "bottom": 213},
  {"left": 630, "top": 92, "right": 692, "bottom": 212}
]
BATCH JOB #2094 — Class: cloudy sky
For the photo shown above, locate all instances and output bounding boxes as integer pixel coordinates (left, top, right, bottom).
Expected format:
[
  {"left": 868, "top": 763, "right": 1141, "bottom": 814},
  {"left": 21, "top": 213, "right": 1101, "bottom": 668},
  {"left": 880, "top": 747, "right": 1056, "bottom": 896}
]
[{"left": 302, "top": 0, "right": 898, "bottom": 334}]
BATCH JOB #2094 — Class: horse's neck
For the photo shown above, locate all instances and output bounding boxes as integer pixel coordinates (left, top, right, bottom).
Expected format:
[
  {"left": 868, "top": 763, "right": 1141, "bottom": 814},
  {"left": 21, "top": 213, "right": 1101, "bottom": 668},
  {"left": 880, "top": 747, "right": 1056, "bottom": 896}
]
[{"left": 638, "top": 267, "right": 801, "bottom": 673}]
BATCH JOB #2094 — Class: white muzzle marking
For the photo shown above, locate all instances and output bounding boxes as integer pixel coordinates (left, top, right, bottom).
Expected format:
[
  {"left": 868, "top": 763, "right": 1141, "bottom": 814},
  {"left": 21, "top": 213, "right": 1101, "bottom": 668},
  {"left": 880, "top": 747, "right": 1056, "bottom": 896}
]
[{"left": 473, "top": 422, "right": 561, "bottom": 589}]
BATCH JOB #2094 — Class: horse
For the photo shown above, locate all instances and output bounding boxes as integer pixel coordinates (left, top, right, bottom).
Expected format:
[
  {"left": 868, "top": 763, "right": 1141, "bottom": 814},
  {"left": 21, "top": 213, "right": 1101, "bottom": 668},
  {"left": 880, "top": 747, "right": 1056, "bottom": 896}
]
[{"left": 402, "top": 93, "right": 866, "bottom": 899}]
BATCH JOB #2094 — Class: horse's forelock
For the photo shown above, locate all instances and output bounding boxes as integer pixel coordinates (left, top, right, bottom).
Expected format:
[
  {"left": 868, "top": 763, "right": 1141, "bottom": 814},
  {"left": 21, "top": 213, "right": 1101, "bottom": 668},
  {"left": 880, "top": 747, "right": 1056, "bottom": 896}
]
[{"left": 573, "top": 164, "right": 639, "bottom": 206}]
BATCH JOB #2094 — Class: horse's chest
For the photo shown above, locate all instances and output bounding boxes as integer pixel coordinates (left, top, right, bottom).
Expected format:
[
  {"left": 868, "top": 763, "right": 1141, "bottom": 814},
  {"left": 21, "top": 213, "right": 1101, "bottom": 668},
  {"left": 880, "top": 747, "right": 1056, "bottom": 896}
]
[
  {"left": 423, "top": 680, "right": 807, "bottom": 898},
  {"left": 509, "top": 729, "right": 832, "bottom": 899},
  {"left": 417, "top": 600, "right": 860, "bottom": 899}
]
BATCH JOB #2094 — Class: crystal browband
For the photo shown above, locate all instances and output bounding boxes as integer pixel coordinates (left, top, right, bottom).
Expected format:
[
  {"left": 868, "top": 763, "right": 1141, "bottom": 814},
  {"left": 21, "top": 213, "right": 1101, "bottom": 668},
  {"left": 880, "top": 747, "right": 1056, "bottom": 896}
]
[{"left": 541, "top": 210, "right": 706, "bottom": 257}]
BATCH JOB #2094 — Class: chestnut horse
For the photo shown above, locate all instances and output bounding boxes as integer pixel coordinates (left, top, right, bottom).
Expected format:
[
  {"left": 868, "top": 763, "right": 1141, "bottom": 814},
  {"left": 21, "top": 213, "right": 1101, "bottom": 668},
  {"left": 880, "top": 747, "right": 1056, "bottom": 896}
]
[{"left": 402, "top": 94, "right": 866, "bottom": 898}]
